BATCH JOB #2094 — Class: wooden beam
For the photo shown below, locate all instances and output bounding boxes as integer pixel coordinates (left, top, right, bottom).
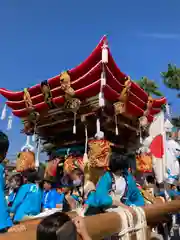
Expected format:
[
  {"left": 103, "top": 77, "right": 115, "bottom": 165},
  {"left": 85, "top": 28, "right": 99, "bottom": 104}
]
[{"left": 2, "top": 200, "right": 180, "bottom": 240}]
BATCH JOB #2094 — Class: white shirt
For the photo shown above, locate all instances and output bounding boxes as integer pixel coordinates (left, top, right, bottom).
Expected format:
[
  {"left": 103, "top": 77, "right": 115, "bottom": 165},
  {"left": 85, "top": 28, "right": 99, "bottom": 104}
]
[{"left": 113, "top": 174, "right": 126, "bottom": 199}]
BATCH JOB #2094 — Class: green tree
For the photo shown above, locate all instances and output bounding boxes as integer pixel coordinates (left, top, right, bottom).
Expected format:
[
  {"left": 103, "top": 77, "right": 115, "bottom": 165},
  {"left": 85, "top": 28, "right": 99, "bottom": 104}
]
[
  {"left": 161, "top": 63, "right": 180, "bottom": 90},
  {"left": 171, "top": 117, "right": 180, "bottom": 128},
  {"left": 135, "top": 77, "right": 162, "bottom": 96},
  {"left": 161, "top": 63, "right": 180, "bottom": 97}
]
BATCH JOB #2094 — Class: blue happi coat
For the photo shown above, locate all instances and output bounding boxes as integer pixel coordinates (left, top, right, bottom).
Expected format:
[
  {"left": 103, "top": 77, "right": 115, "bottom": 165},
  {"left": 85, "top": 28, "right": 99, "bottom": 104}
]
[
  {"left": 0, "top": 164, "right": 13, "bottom": 230},
  {"left": 55, "top": 192, "right": 80, "bottom": 205},
  {"left": 158, "top": 190, "right": 180, "bottom": 199},
  {"left": 42, "top": 189, "right": 57, "bottom": 209},
  {"left": 8, "top": 191, "right": 16, "bottom": 206},
  {"left": 86, "top": 171, "right": 145, "bottom": 208},
  {"left": 10, "top": 183, "right": 42, "bottom": 222}
]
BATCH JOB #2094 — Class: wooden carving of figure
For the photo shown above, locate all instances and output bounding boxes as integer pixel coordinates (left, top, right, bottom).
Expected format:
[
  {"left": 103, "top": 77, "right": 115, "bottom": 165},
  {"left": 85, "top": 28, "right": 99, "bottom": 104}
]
[
  {"left": 144, "top": 96, "right": 153, "bottom": 116},
  {"left": 41, "top": 81, "right": 53, "bottom": 108},
  {"left": 60, "top": 71, "right": 75, "bottom": 99},
  {"left": 23, "top": 88, "right": 34, "bottom": 113},
  {"left": 119, "top": 76, "right": 131, "bottom": 102}
]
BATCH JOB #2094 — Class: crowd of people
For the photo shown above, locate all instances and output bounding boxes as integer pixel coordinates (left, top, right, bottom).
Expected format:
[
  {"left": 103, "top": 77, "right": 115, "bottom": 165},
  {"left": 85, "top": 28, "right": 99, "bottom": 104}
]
[
  {"left": 1, "top": 129, "right": 180, "bottom": 239},
  {"left": 0, "top": 130, "right": 146, "bottom": 235}
]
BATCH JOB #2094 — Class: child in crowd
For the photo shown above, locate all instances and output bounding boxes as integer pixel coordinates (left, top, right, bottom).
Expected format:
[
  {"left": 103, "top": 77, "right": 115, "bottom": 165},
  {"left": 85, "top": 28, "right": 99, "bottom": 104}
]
[
  {"left": 85, "top": 153, "right": 144, "bottom": 212},
  {"left": 9, "top": 170, "right": 42, "bottom": 222},
  {"left": 157, "top": 184, "right": 180, "bottom": 200},
  {"left": 69, "top": 168, "right": 84, "bottom": 202},
  {"left": 42, "top": 179, "right": 57, "bottom": 210},
  {"left": 37, "top": 212, "right": 91, "bottom": 240},
  {"left": 55, "top": 184, "right": 80, "bottom": 212},
  {"left": 8, "top": 173, "right": 23, "bottom": 207}
]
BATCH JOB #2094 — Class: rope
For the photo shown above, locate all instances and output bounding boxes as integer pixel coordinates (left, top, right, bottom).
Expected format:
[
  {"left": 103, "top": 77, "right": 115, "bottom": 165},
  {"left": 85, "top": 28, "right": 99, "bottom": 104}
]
[
  {"left": 107, "top": 207, "right": 133, "bottom": 240},
  {"left": 107, "top": 206, "right": 147, "bottom": 240},
  {"left": 132, "top": 206, "right": 147, "bottom": 240}
]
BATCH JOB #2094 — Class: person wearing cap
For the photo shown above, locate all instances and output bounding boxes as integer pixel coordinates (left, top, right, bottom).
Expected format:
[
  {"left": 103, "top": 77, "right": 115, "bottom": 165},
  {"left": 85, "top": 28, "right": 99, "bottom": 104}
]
[{"left": 9, "top": 170, "right": 42, "bottom": 222}]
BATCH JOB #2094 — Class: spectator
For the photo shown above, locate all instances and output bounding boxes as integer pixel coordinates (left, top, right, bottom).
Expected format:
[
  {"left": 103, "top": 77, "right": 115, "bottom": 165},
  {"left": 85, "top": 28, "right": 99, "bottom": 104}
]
[
  {"left": 9, "top": 170, "right": 42, "bottom": 222},
  {"left": 8, "top": 173, "right": 23, "bottom": 207},
  {"left": 0, "top": 131, "right": 26, "bottom": 233},
  {"left": 37, "top": 212, "right": 91, "bottom": 240},
  {"left": 42, "top": 178, "right": 57, "bottom": 210}
]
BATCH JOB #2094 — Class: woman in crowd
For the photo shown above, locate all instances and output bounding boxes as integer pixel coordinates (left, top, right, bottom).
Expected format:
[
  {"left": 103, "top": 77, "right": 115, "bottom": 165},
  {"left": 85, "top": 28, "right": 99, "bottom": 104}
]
[
  {"left": 86, "top": 153, "right": 144, "bottom": 211},
  {"left": 9, "top": 170, "right": 42, "bottom": 222},
  {"left": 69, "top": 168, "right": 84, "bottom": 202}
]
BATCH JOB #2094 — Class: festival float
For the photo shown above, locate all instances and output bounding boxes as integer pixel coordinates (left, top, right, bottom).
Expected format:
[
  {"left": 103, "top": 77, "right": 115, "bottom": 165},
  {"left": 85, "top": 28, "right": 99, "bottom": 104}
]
[
  {"left": 0, "top": 36, "right": 167, "bottom": 183},
  {"left": 0, "top": 36, "right": 166, "bottom": 145},
  {"left": 0, "top": 35, "right": 167, "bottom": 181},
  {"left": 2, "top": 36, "right": 180, "bottom": 240}
]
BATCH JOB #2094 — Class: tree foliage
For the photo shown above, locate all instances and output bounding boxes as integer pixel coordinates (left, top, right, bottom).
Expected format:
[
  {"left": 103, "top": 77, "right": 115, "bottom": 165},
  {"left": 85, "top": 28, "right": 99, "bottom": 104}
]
[
  {"left": 161, "top": 63, "right": 180, "bottom": 90},
  {"left": 135, "top": 77, "right": 162, "bottom": 97},
  {"left": 172, "top": 117, "right": 180, "bottom": 128}
]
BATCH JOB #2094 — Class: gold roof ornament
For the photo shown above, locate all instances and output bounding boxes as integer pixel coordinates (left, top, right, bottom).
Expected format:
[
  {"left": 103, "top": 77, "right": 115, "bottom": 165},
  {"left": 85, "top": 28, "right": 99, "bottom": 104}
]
[
  {"left": 119, "top": 76, "right": 131, "bottom": 102},
  {"left": 23, "top": 88, "right": 33, "bottom": 110},
  {"left": 60, "top": 71, "right": 75, "bottom": 99}
]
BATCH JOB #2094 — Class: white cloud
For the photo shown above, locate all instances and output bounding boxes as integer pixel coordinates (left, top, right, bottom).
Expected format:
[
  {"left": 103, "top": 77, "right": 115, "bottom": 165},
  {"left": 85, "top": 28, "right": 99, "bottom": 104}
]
[{"left": 140, "top": 33, "right": 180, "bottom": 40}]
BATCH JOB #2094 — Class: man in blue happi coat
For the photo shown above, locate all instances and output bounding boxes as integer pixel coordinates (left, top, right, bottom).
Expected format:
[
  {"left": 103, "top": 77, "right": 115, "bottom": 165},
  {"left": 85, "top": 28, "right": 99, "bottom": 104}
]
[
  {"left": 0, "top": 131, "right": 13, "bottom": 232},
  {"left": 85, "top": 153, "right": 144, "bottom": 212}
]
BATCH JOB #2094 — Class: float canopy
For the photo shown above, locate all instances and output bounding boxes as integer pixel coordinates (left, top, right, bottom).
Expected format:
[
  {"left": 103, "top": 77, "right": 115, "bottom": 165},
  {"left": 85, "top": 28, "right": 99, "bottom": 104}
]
[{"left": 0, "top": 36, "right": 166, "bottom": 147}]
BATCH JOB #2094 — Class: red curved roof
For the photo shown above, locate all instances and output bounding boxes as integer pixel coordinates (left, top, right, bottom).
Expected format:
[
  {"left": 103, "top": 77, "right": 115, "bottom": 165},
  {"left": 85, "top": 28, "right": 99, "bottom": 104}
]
[{"left": 0, "top": 36, "right": 166, "bottom": 120}]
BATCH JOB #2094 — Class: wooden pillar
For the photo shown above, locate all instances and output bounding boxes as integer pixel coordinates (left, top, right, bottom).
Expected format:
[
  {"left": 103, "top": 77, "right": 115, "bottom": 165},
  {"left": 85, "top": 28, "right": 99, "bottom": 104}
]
[{"left": 1, "top": 200, "right": 180, "bottom": 240}]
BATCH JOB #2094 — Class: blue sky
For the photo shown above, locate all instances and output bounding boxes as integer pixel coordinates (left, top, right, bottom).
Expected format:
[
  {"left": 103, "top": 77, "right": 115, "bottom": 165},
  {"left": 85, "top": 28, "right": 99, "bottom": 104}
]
[{"left": 0, "top": 0, "right": 180, "bottom": 156}]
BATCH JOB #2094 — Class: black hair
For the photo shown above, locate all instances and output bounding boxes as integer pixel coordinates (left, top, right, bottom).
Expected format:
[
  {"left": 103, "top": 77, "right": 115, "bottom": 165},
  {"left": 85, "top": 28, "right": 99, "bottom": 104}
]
[
  {"left": 37, "top": 212, "right": 76, "bottom": 240},
  {"left": 22, "top": 169, "right": 40, "bottom": 183},
  {"left": 109, "top": 152, "right": 130, "bottom": 174},
  {"left": 0, "top": 131, "right": 9, "bottom": 162},
  {"left": 146, "top": 175, "right": 155, "bottom": 184}
]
